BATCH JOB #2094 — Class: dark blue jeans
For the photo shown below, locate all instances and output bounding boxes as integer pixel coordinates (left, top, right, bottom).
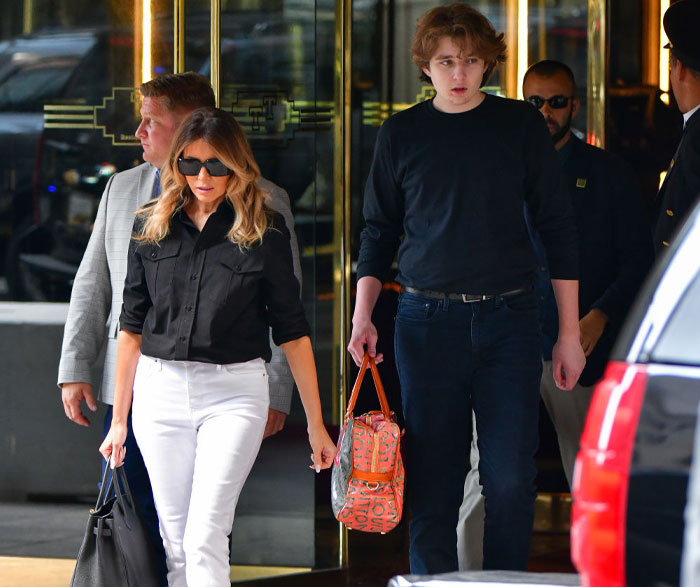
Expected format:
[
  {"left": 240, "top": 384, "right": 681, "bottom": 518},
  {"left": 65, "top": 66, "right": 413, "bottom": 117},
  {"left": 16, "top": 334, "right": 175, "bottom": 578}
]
[
  {"left": 103, "top": 407, "right": 168, "bottom": 586},
  {"left": 394, "top": 290, "right": 542, "bottom": 574}
]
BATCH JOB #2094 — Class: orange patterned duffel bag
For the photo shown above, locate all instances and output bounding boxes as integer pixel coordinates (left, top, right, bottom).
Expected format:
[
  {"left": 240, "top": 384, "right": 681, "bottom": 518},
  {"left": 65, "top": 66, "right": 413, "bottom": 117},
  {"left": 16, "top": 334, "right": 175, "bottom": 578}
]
[{"left": 331, "top": 352, "right": 404, "bottom": 533}]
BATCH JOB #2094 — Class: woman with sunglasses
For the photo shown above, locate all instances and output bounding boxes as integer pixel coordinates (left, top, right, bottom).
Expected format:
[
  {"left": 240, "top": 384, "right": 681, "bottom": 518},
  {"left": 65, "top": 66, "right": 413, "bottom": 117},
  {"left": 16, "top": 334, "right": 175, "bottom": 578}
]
[{"left": 99, "top": 107, "right": 336, "bottom": 587}]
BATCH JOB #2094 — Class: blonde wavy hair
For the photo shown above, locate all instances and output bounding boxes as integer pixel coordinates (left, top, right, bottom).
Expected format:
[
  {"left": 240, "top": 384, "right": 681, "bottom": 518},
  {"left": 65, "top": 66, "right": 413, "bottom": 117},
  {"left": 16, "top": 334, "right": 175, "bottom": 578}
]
[{"left": 136, "top": 107, "right": 271, "bottom": 249}]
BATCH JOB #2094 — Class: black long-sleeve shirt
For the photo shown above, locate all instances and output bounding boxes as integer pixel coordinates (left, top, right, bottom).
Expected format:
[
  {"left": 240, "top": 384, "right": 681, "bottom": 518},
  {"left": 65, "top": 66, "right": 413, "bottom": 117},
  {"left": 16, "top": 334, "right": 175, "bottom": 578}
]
[
  {"left": 120, "top": 200, "right": 309, "bottom": 364},
  {"left": 357, "top": 94, "right": 578, "bottom": 293}
]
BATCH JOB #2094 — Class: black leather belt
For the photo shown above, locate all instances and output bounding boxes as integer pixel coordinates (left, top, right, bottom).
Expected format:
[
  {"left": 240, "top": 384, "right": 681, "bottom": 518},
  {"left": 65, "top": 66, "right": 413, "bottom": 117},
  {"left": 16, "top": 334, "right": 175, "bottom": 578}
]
[{"left": 402, "top": 285, "right": 531, "bottom": 303}]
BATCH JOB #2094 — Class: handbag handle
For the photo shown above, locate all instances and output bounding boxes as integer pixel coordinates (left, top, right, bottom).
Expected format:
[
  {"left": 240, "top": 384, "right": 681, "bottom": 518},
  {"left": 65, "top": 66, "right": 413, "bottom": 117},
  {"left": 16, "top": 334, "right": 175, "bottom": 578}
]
[
  {"left": 345, "top": 352, "right": 392, "bottom": 421},
  {"left": 93, "top": 459, "right": 134, "bottom": 511},
  {"left": 113, "top": 464, "right": 136, "bottom": 508},
  {"left": 94, "top": 463, "right": 113, "bottom": 510}
]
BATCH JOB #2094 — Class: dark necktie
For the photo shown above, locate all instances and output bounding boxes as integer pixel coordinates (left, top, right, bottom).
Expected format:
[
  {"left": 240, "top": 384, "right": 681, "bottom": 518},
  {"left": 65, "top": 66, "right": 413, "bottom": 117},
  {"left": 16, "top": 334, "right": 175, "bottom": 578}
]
[{"left": 152, "top": 169, "right": 162, "bottom": 199}]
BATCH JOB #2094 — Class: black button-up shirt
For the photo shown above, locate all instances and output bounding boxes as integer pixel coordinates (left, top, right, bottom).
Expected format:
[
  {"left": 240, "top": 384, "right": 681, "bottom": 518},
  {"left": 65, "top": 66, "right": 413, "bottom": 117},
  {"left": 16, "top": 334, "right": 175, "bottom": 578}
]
[{"left": 120, "top": 200, "right": 309, "bottom": 364}]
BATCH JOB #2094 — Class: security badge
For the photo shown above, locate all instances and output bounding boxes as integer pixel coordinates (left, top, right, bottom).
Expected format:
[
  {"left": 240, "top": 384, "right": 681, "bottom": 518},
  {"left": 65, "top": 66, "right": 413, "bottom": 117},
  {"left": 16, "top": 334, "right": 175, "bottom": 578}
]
[{"left": 576, "top": 177, "right": 587, "bottom": 189}]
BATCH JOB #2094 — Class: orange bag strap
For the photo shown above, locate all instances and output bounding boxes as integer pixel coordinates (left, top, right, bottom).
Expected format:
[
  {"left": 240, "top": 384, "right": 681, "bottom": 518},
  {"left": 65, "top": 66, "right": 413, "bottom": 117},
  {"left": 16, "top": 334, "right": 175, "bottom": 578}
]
[{"left": 345, "top": 352, "right": 392, "bottom": 421}]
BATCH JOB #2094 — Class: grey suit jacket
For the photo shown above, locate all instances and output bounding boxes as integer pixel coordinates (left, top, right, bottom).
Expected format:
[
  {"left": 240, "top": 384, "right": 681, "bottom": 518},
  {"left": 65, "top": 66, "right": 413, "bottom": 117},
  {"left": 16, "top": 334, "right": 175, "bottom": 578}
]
[{"left": 58, "top": 162, "right": 300, "bottom": 412}]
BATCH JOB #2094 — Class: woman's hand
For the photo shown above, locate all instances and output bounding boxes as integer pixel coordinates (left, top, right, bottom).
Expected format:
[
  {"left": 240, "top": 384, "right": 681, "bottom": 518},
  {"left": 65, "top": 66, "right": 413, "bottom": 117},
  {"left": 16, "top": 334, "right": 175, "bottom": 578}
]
[
  {"left": 99, "top": 422, "right": 128, "bottom": 468},
  {"left": 308, "top": 424, "right": 337, "bottom": 472}
]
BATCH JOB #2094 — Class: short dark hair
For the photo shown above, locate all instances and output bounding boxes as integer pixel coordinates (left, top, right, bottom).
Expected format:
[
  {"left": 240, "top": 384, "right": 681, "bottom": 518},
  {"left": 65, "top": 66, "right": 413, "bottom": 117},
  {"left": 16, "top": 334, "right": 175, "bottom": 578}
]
[
  {"left": 139, "top": 72, "right": 215, "bottom": 111},
  {"left": 524, "top": 60, "right": 577, "bottom": 94},
  {"left": 670, "top": 52, "right": 700, "bottom": 80},
  {"left": 411, "top": 3, "right": 506, "bottom": 86}
]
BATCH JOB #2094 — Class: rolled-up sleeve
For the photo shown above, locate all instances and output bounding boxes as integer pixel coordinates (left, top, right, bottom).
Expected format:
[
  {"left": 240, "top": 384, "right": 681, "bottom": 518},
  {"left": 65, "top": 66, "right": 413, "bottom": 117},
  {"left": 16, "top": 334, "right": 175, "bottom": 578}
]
[
  {"left": 262, "top": 215, "right": 310, "bottom": 345},
  {"left": 119, "top": 233, "right": 152, "bottom": 334}
]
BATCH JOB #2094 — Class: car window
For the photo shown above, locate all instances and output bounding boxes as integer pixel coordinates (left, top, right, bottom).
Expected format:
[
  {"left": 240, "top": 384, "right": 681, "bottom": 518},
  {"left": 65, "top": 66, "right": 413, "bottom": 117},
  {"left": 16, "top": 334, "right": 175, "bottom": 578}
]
[
  {"left": 650, "top": 268, "right": 700, "bottom": 365},
  {"left": 0, "top": 60, "right": 77, "bottom": 111}
]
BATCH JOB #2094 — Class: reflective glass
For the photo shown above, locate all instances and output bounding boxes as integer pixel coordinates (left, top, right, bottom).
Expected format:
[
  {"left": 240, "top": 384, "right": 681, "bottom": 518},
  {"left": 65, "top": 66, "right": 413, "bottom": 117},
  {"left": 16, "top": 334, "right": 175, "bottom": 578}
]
[
  {"left": 217, "top": 4, "right": 336, "bottom": 401},
  {"left": 0, "top": 3, "right": 144, "bottom": 300},
  {"left": 527, "top": 0, "right": 589, "bottom": 130},
  {"left": 0, "top": 0, "right": 336, "bottom": 577}
]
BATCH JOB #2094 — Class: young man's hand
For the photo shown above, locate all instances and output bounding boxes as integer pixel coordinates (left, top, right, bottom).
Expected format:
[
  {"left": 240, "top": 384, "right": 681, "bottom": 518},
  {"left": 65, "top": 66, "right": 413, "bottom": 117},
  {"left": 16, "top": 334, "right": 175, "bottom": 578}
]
[
  {"left": 347, "top": 318, "right": 383, "bottom": 367},
  {"left": 552, "top": 335, "right": 586, "bottom": 390},
  {"left": 347, "top": 276, "right": 384, "bottom": 367}
]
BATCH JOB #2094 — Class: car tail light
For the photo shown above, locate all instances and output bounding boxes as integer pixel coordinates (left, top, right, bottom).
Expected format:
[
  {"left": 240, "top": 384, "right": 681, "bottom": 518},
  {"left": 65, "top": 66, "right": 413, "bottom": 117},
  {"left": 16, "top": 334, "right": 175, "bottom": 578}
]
[{"left": 571, "top": 361, "right": 648, "bottom": 587}]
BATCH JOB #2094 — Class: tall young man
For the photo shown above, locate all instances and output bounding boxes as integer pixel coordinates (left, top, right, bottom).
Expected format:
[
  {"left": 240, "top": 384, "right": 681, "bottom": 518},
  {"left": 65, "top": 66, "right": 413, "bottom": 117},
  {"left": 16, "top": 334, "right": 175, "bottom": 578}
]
[
  {"left": 58, "top": 72, "right": 300, "bottom": 584},
  {"left": 458, "top": 60, "right": 654, "bottom": 570},
  {"left": 348, "top": 4, "right": 585, "bottom": 574}
]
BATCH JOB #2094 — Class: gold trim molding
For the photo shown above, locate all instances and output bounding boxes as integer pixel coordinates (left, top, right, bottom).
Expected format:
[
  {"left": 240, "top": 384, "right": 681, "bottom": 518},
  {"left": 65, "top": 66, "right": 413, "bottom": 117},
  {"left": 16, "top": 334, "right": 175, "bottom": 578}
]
[
  {"left": 587, "top": 0, "right": 606, "bottom": 147},
  {"left": 333, "top": 0, "right": 352, "bottom": 569},
  {"left": 43, "top": 89, "right": 141, "bottom": 146}
]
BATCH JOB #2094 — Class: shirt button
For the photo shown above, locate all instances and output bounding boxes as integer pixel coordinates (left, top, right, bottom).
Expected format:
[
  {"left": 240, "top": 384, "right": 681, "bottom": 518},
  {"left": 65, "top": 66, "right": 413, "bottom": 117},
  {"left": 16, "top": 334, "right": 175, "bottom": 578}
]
[
  {"left": 190, "top": 274, "right": 197, "bottom": 280},
  {"left": 235, "top": 265, "right": 242, "bottom": 271},
  {"left": 179, "top": 336, "right": 186, "bottom": 342},
  {"left": 186, "top": 305, "right": 193, "bottom": 312},
  {"left": 151, "top": 252, "right": 156, "bottom": 258}
]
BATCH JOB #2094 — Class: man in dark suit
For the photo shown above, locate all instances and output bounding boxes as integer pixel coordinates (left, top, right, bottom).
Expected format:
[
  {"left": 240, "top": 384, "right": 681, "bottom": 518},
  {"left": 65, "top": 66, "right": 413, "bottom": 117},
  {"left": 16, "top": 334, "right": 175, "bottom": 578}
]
[
  {"left": 457, "top": 59, "right": 654, "bottom": 570},
  {"left": 655, "top": 0, "right": 700, "bottom": 251},
  {"left": 521, "top": 61, "right": 654, "bottom": 470}
]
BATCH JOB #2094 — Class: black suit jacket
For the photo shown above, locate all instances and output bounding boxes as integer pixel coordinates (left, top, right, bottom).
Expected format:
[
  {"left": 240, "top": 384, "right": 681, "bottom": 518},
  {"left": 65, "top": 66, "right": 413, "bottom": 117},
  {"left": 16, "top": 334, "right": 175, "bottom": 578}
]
[
  {"left": 541, "top": 136, "right": 654, "bottom": 385},
  {"left": 653, "top": 107, "right": 700, "bottom": 251}
]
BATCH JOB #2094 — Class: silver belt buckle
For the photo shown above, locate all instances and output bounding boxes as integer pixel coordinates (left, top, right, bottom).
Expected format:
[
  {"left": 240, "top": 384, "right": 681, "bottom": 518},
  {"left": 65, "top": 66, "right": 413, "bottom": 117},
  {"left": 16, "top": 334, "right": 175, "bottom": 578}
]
[{"left": 461, "top": 294, "right": 489, "bottom": 303}]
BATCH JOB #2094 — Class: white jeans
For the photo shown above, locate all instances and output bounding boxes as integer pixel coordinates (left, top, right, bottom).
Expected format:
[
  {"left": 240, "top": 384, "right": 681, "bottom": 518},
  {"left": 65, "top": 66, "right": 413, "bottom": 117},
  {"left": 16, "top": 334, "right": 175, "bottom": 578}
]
[{"left": 132, "top": 355, "right": 269, "bottom": 587}]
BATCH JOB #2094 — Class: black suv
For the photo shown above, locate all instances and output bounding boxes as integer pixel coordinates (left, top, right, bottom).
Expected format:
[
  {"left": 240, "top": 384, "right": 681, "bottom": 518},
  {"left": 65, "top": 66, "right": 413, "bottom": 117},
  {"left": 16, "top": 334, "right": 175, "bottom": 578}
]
[{"left": 572, "top": 200, "right": 700, "bottom": 586}]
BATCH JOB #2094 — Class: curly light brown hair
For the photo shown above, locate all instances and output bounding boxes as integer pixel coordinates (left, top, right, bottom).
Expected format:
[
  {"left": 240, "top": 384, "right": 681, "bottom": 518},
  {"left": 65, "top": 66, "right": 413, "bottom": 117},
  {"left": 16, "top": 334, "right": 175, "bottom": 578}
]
[{"left": 411, "top": 3, "right": 507, "bottom": 86}]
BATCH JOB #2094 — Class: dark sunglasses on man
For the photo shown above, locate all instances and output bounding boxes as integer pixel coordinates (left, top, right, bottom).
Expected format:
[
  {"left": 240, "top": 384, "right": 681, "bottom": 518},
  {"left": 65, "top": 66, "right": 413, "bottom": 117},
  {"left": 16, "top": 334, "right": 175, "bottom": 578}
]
[
  {"left": 525, "top": 95, "right": 574, "bottom": 110},
  {"left": 177, "top": 157, "right": 233, "bottom": 177}
]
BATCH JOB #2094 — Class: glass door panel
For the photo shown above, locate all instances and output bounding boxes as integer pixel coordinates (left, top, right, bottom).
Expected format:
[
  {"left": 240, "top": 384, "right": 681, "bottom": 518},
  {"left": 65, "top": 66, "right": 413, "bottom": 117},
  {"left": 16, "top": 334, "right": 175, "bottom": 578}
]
[
  {"left": 217, "top": 0, "right": 338, "bottom": 571},
  {"left": 0, "top": 0, "right": 144, "bottom": 300},
  {"left": 0, "top": 0, "right": 341, "bottom": 578},
  {"left": 527, "top": 0, "right": 589, "bottom": 133}
]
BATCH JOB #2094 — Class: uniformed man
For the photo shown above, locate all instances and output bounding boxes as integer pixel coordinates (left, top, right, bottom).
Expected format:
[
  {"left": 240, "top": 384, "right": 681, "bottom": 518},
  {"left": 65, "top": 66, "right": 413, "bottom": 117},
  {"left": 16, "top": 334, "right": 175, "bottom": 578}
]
[
  {"left": 654, "top": 0, "right": 700, "bottom": 251},
  {"left": 457, "top": 60, "right": 654, "bottom": 571}
]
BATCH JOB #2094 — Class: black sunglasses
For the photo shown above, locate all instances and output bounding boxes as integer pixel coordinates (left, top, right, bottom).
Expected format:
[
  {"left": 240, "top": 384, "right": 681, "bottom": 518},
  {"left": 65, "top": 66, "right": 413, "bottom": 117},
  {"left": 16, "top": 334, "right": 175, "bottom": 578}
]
[
  {"left": 177, "top": 158, "right": 233, "bottom": 177},
  {"left": 525, "top": 95, "right": 574, "bottom": 110}
]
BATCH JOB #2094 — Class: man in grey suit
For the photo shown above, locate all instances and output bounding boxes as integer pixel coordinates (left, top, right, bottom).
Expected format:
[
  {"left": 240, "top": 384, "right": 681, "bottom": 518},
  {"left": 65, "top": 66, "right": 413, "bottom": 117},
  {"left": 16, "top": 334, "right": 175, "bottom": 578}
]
[{"left": 57, "top": 72, "right": 301, "bottom": 584}]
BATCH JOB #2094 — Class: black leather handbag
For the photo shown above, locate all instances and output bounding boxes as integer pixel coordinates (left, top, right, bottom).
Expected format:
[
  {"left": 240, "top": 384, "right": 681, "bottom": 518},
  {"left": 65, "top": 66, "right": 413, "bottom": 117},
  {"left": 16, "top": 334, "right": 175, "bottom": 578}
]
[{"left": 70, "top": 462, "right": 161, "bottom": 587}]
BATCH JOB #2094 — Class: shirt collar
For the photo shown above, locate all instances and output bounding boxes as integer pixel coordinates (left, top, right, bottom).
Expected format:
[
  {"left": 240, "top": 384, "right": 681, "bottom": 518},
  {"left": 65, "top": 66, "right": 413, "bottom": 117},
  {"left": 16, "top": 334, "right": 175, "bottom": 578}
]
[
  {"left": 175, "top": 198, "right": 235, "bottom": 249},
  {"left": 683, "top": 103, "right": 700, "bottom": 127}
]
